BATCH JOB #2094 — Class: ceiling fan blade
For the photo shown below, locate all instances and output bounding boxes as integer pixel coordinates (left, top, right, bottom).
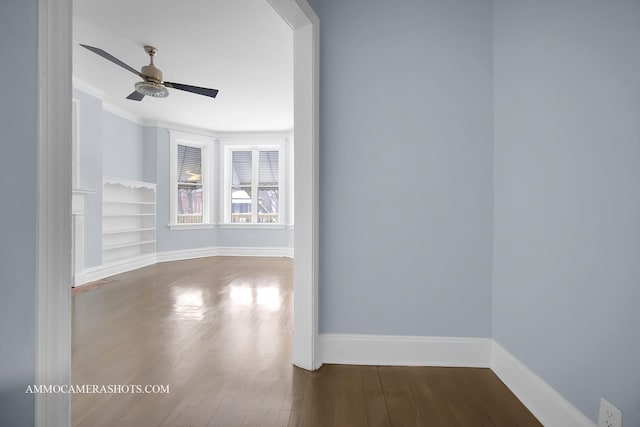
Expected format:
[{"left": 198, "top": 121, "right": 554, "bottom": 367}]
[
  {"left": 126, "top": 91, "right": 145, "bottom": 101},
  {"left": 164, "top": 82, "right": 219, "bottom": 98},
  {"left": 79, "top": 44, "right": 141, "bottom": 76}
]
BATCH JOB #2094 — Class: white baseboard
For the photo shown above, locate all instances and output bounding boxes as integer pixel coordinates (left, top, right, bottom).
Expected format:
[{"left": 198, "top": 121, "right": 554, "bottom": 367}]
[
  {"left": 319, "top": 335, "right": 595, "bottom": 426},
  {"left": 320, "top": 334, "right": 492, "bottom": 367},
  {"left": 79, "top": 254, "right": 157, "bottom": 285},
  {"left": 73, "top": 272, "right": 87, "bottom": 287},
  {"left": 491, "top": 341, "right": 596, "bottom": 427},
  {"left": 76, "top": 246, "right": 294, "bottom": 285},
  {"left": 155, "top": 246, "right": 218, "bottom": 263},
  {"left": 157, "top": 246, "right": 293, "bottom": 262},
  {"left": 216, "top": 246, "right": 294, "bottom": 258}
]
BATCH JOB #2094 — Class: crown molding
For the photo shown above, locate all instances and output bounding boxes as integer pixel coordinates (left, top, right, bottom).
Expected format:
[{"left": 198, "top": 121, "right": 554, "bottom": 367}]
[
  {"left": 72, "top": 76, "right": 104, "bottom": 99},
  {"left": 214, "top": 129, "right": 293, "bottom": 139},
  {"left": 149, "top": 120, "right": 219, "bottom": 137},
  {"left": 101, "top": 101, "right": 147, "bottom": 126}
]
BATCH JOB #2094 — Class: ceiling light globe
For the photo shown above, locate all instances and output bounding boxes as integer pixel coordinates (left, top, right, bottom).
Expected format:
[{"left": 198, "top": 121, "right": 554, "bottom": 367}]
[{"left": 134, "top": 81, "right": 169, "bottom": 98}]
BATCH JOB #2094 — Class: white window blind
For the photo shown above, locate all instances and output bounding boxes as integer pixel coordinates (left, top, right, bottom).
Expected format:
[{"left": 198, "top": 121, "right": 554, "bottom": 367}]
[
  {"left": 228, "top": 149, "right": 280, "bottom": 223},
  {"left": 176, "top": 144, "right": 203, "bottom": 223}
]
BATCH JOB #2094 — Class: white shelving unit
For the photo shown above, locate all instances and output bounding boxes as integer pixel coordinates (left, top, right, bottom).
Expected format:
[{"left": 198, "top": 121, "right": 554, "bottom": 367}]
[{"left": 102, "top": 177, "right": 156, "bottom": 265}]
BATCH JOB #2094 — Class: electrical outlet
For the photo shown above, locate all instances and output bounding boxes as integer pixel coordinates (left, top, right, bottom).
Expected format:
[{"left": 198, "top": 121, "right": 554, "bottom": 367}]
[{"left": 598, "top": 398, "right": 622, "bottom": 427}]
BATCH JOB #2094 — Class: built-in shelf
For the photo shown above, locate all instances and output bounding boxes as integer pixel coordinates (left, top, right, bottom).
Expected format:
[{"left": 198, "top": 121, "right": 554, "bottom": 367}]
[
  {"left": 103, "top": 240, "right": 156, "bottom": 251},
  {"left": 103, "top": 213, "right": 156, "bottom": 217},
  {"left": 102, "top": 177, "right": 156, "bottom": 265},
  {"left": 104, "top": 201, "right": 156, "bottom": 205},
  {"left": 103, "top": 227, "right": 156, "bottom": 235}
]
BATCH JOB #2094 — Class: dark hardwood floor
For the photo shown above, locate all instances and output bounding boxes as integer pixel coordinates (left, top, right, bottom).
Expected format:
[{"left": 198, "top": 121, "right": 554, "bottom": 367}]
[{"left": 72, "top": 256, "right": 541, "bottom": 427}]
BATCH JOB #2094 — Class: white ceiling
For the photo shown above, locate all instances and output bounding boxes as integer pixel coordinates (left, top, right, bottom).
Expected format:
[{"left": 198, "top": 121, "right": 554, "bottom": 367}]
[{"left": 72, "top": 0, "right": 293, "bottom": 131}]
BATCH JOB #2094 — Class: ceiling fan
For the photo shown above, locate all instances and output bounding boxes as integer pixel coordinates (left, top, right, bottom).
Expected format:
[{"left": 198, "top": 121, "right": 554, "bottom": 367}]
[{"left": 79, "top": 44, "right": 219, "bottom": 101}]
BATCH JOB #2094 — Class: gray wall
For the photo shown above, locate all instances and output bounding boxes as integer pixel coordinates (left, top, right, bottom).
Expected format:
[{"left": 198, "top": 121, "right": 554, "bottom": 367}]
[
  {"left": 142, "top": 126, "right": 158, "bottom": 183},
  {"left": 0, "top": 1, "right": 37, "bottom": 425},
  {"left": 8, "top": 2, "right": 636, "bottom": 425},
  {"left": 73, "top": 88, "right": 103, "bottom": 267},
  {"left": 492, "top": 0, "right": 640, "bottom": 424},
  {"left": 309, "top": 0, "right": 494, "bottom": 336},
  {"left": 103, "top": 111, "right": 146, "bottom": 182}
]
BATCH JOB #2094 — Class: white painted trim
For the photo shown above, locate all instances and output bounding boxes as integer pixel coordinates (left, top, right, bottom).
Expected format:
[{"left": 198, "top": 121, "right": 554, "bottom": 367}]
[
  {"left": 155, "top": 247, "right": 218, "bottom": 263},
  {"left": 149, "top": 120, "right": 294, "bottom": 137},
  {"left": 167, "top": 223, "right": 215, "bottom": 230},
  {"left": 80, "top": 254, "right": 157, "bottom": 285},
  {"left": 148, "top": 120, "right": 218, "bottom": 137},
  {"left": 320, "top": 334, "right": 492, "bottom": 367},
  {"left": 318, "top": 335, "right": 596, "bottom": 427},
  {"left": 103, "top": 176, "right": 156, "bottom": 190},
  {"left": 214, "top": 130, "right": 293, "bottom": 139},
  {"left": 268, "top": 0, "right": 320, "bottom": 372},
  {"left": 218, "top": 223, "right": 287, "bottom": 230},
  {"left": 169, "top": 130, "right": 214, "bottom": 226},
  {"left": 268, "top": 0, "right": 319, "bottom": 29},
  {"left": 72, "top": 76, "right": 104, "bottom": 99},
  {"left": 77, "top": 247, "right": 294, "bottom": 285},
  {"left": 71, "top": 192, "right": 89, "bottom": 286},
  {"left": 102, "top": 101, "right": 146, "bottom": 126},
  {"left": 36, "top": 0, "right": 72, "bottom": 425},
  {"left": 220, "top": 139, "right": 286, "bottom": 225},
  {"left": 73, "top": 272, "right": 87, "bottom": 287},
  {"left": 491, "top": 341, "right": 596, "bottom": 427},
  {"left": 156, "top": 246, "right": 293, "bottom": 263},
  {"left": 41, "top": 1, "right": 319, "bottom": 426},
  {"left": 216, "top": 246, "right": 293, "bottom": 258},
  {"left": 170, "top": 129, "right": 217, "bottom": 145},
  {"left": 72, "top": 98, "right": 80, "bottom": 188},
  {"left": 72, "top": 188, "right": 96, "bottom": 195}
]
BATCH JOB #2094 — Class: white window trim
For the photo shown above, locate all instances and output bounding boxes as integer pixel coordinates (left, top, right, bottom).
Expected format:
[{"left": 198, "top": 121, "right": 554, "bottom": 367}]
[
  {"left": 218, "top": 223, "right": 286, "bottom": 230},
  {"left": 220, "top": 138, "right": 286, "bottom": 227},
  {"left": 169, "top": 130, "right": 214, "bottom": 229},
  {"left": 72, "top": 98, "right": 80, "bottom": 189}
]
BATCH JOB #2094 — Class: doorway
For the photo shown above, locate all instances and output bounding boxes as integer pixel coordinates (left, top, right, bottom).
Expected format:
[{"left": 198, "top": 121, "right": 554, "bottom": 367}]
[{"left": 36, "top": 0, "right": 318, "bottom": 424}]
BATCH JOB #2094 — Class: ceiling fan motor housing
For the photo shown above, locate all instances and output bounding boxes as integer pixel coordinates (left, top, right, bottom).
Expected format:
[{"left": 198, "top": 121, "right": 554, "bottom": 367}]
[
  {"left": 141, "top": 64, "right": 163, "bottom": 83},
  {"left": 135, "top": 45, "right": 169, "bottom": 97}
]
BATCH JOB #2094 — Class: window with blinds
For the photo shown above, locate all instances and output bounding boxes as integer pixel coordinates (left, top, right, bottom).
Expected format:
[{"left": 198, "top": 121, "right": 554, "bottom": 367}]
[
  {"left": 258, "top": 151, "right": 279, "bottom": 224},
  {"left": 176, "top": 144, "right": 203, "bottom": 224},
  {"left": 229, "top": 149, "right": 280, "bottom": 223}
]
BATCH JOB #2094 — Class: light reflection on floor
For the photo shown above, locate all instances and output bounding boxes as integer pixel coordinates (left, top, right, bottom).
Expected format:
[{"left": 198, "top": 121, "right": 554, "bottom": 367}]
[
  {"left": 228, "top": 284, "right": 282, "bottom": 311},
  {"left": 171, "top": 287, "right": 205, "bottom": 319},
  {"left": 229, "top": 285, "right": 254, "bottom": 307}
]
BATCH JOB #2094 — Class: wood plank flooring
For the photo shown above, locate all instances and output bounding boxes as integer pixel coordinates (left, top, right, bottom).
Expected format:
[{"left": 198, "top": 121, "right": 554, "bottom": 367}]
[{"left": 72, "top": 256, "right": 541, "bottom": 427}]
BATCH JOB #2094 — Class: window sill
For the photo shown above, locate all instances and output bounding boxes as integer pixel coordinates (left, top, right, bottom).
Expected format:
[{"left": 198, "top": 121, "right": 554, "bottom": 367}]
[
  {"left": 168, "top": 223, "right": 215, "bottom": 230},
  {"left": 219, "top": 223, "right": 287, "bottom": 230}
]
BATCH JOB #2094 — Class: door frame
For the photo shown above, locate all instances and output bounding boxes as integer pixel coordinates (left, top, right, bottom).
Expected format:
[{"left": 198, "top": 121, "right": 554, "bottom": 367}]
[{"left": 35, "top": 0, "right": 319, "bottom": 425}]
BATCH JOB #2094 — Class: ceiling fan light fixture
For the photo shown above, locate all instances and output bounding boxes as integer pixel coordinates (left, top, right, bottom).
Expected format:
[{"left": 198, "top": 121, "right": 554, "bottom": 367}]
[
  {"left": 134, "top": 81, "right": 169, "bottom": 98},
  {"left": 79, "top": 44, "right": 218, "bottom": 101}
]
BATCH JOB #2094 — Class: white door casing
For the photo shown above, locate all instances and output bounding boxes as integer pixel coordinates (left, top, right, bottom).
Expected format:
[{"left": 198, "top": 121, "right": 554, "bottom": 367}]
[{"left": 36, "top": 0, "right": 319, "bottom": 425}]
